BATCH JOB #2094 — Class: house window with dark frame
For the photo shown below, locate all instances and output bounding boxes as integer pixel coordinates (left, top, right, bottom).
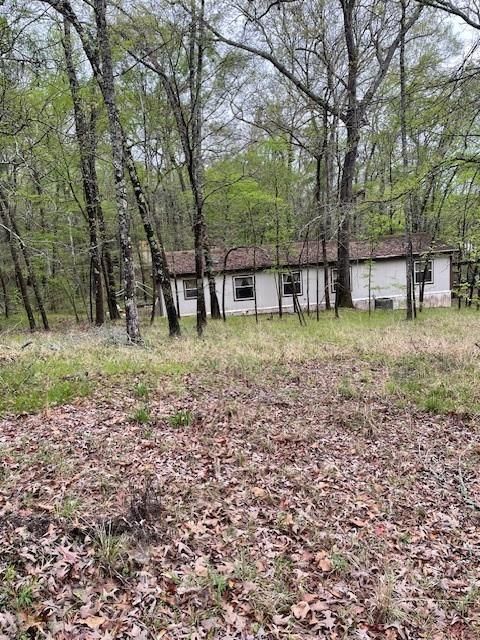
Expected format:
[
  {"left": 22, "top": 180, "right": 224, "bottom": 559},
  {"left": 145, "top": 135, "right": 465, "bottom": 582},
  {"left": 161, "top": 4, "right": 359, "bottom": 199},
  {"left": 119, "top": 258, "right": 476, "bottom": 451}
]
[
  {"left": 183, "top": 278, "right": 198, "bottom": 300},
  {"left": 233, "top": 275, "right": 255, "bottom": 301},
  {"left": 281, "top": 271, "right": 302, "bottom": 296},
  {"left": 414, "top": 260, "right": 433, "bottom": 285},
  {"left": 330, "top": 267, "right": 352, "bottom": 293}
]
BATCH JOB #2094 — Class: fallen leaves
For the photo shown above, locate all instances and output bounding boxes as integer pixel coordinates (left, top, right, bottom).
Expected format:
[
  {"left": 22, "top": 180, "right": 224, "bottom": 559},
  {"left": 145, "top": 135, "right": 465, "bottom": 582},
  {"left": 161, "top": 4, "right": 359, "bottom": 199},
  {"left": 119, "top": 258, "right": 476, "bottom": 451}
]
[
  {"left": 0, "top": 359, "right": 479, "bottom": 638},
  {"left": 315, "top": 551, "right": 333, "bottom": 573}
]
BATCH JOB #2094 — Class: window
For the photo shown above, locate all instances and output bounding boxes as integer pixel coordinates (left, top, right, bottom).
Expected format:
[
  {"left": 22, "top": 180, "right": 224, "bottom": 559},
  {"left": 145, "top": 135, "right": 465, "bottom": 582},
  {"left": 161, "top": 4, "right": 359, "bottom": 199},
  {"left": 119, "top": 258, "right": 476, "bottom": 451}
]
[
  {"left": 233, "top": 275, "right": 255, "bottom": 301},
  {"left": 183, "top": 278, "right": 198, "bottom": 300},
  {"left": 330, "top": 267, "right": 352, "bottom": 293},
  {"left": 281, "top": 271, "right": 302, "bottom": 296},
  {"left": 414, "top": 260, "right": 433, "bottom": 285}
]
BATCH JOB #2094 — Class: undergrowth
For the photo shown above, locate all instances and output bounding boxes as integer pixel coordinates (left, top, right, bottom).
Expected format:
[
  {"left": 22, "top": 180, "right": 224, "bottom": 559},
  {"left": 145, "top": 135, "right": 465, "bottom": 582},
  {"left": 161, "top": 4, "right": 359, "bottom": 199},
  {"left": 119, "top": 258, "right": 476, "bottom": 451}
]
[{"left": 1, "top": 308, "right": 479, "bottom": 416}]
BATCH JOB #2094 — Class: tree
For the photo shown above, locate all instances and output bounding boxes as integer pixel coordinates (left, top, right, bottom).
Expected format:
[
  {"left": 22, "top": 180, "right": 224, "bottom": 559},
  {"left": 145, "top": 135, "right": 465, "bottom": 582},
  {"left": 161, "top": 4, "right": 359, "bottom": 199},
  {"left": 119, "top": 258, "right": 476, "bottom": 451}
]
[{"left": 202, "top": 0, "right": 423, "bottom": 308}]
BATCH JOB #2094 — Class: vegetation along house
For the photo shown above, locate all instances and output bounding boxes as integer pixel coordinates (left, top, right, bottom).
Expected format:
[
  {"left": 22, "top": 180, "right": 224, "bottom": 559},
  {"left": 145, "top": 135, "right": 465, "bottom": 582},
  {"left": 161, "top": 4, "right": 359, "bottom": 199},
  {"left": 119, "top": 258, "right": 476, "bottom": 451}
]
[{"left": 150, "top": 233, "right": 454, "bottom": 317}]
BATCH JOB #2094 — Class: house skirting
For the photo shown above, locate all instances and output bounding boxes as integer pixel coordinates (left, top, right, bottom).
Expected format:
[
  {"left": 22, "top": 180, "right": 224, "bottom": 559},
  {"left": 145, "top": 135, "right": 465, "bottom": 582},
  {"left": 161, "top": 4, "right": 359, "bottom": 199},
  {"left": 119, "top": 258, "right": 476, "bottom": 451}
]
[{"left": 352, "top": 291, "right": 452, "bottom": 311}]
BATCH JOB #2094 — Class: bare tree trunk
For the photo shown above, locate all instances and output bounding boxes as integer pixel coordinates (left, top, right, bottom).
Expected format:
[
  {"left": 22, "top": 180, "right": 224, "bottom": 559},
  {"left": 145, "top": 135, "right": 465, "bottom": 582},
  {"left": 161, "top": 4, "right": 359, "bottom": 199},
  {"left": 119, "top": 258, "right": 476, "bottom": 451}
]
[
  {"left": 88, "top": 105, "right": 120, "bottom": 320},
  {"left": 314, "top": 154, "right": 331, "bottom": 311},
  {"left": 123, "top": 144, "right": 181, "bottom": 336},
  {"left": 63, "top": 19, "right": 105, "bottom": 326},
  {"left": 190, "top": 0, "right": 219, "bottom": 324},
  {"left": 0, "top": 202, "right": 36, "bottom": 330},
  {"left": 336, "top": 0, "right": 357, "bottom": 309},
  {"left": 0, "top": 267, "right": 9, "bottom": 318},
  {"left": 136, "top": 241, "right": 149, "bottom": 305},
  {"left": 400, "top": 0, "right": 415, "bottom": 321},
  {"left": 94, "top": 0, "right": 141, "bottom": 342},
  {"left": 0, "top": 187, "right": 49, "bottom": 330}
]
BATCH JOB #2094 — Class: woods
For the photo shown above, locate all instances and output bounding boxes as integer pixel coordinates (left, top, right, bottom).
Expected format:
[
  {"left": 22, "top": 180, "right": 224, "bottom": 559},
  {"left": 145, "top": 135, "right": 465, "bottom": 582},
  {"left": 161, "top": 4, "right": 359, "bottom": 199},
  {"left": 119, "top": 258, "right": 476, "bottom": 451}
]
[{"left": 0, "top": 0, "right": 479, "bottom": 336}]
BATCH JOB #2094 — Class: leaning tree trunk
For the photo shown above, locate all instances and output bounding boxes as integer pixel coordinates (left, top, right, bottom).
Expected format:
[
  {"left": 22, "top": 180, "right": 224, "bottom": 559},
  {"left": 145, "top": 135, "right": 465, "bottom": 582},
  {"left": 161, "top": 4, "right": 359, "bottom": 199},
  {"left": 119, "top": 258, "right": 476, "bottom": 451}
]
[
  {"left": 0, "top": 189, "right": 49, "bottom": 330},
  {"left": 123, "top": 144, "right": 181, "bottom": 336},
  {"left": 63, "top": 19, "right": 104, "bottom": 326},
  {"left": 94, "top": 0, "right": 141, "bottom": 342},
  {"left": 0, "top": 201, "right": 36, "bottom": 330}
]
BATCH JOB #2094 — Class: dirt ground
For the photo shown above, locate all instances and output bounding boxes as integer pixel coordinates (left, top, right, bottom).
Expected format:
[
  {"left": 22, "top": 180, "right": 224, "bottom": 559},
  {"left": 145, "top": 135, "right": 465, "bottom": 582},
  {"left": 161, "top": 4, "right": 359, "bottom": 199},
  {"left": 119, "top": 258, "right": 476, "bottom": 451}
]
[{"left": 1, "top": 357, "right": 479, "bottom": 639}]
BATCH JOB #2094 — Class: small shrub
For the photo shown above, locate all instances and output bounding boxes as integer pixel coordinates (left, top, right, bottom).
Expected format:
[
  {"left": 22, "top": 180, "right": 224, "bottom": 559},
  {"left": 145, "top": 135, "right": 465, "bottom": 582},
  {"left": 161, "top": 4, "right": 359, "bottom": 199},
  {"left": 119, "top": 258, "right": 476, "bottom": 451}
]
[{"left": 168, "top": 409, "right": 193, "bottom": 428}]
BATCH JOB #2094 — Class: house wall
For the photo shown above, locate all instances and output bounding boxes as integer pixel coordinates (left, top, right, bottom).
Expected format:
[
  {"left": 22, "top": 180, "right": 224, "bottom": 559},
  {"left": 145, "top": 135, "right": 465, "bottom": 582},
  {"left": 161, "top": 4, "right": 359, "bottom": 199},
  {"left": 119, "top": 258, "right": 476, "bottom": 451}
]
[
  {"left": 350, "top": 255, "right": 452, "bottom": 310},
  {"left": 165, "top": 255, "right": 452, "bottom": 317}
]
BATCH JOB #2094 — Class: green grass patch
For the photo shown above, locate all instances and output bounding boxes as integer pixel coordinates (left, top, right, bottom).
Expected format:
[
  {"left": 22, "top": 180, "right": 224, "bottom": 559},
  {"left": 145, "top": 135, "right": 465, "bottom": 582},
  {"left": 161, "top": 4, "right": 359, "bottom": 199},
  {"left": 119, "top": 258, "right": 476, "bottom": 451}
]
[
  {"left": 168, "top": 409, "right": 193, "bottom": 428},
  {"left": 1, "top": 308, "right": 480, "bottom": 416},
  {"left": 388, "top": 352, "right": 480, "bottom": 414}
]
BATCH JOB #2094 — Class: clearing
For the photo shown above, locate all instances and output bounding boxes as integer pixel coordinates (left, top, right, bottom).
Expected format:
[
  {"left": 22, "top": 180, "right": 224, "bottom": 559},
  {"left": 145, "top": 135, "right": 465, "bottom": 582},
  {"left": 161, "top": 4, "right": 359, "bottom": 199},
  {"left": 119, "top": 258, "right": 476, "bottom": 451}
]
[{"left": 0, "top": 310, "right": 479, "bottom": 639}]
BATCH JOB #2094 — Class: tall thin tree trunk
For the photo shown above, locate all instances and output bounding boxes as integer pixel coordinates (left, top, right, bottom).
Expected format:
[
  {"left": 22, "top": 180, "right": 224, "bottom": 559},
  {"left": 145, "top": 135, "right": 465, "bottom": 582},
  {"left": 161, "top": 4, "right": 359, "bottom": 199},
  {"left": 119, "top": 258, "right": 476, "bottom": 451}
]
[
  {"left": 63, "top": 20, "right": 105, "bottom": 326},
  {"left": 315, "top": 154, "right": 331, "bottom": 311},
  {"left": 88, "top": 105, "right": 119, "bottom": 320},
  {"left": 122, "top": 144, "right": 181, "bottom": 336},
  {"left": 336, "top": 0, "right": 357, "bottom": 309},
  {"left": 0, "top": 267, "right": 9, "bottom": 318},
  {"left": 0, "top": 202, "right": 36, "bottom": 330},
  {"left": 0, "top": 188, "right": 49, "bottom": 330},
  {"left": 94, "top": 0, "right": 141, "bottom": 342},
  {"left": 189, "top": 0, "right": 219, "bottom": 325},
  {"left": 400, "top": 0, "right": 415, "bottom": 321}
]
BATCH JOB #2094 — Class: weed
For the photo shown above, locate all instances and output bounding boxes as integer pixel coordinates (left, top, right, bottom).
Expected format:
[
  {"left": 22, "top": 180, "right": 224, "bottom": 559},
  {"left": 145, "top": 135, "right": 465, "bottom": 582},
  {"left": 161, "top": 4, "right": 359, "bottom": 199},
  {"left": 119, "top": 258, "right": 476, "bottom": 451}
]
[
  {"left": 370, "top": 572, "right": 400, "bottom": 624},
  {"left": 134, "top": 382, "right": 149, "bottom": 399},
  {"left": 131, "top": 405, "right": 151, "bottom": 424},
  {"left": 331, "top": 552, "right": 350, "bottom": 574},
  {"left": 168, "top": 409, "right": 193, "bottom": 428},
  {"left": 142, "top": 426, "right": 154, "bottom": 439},
  {"left": 93, "top": 522, "right": 128, "bottom": 573},
  {"left": 207, "top": 570, "right": 229, "bottom": 600},
  {"left": 456, "top": 585, "right": 480, "bottom": 615},
  {"left": 55, "top": 496, "right": 81, "bottom": 519},
  {"left": 338, "top": 378, "right": 356, "bottom": 399},
  {"left": 14, "top": 582, "right": 35, "bottom": 610},
  {"left": 398, "top": 531, "right": 412, "bottom": 545},
  {"left": 234, "top": 553, "right": 258, "bottom": 581},
  {"left": 0, "top": 568, "right": 36, "bottom": 612}
]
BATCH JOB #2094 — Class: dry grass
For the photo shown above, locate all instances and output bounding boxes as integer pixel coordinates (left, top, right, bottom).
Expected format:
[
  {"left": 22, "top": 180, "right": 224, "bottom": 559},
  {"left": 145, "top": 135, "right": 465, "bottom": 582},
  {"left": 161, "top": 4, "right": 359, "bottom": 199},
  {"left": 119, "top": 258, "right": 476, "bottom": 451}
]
[{"left": 1, "top": 307, "right": 480, "bottom": 415}]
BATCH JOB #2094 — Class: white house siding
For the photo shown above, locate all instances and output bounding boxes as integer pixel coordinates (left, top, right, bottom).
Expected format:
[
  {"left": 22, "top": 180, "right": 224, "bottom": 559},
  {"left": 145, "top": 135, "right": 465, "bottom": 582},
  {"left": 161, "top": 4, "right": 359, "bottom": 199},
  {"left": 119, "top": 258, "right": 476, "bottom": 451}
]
[
  {"left": 350, "top": 255, "right": 452, "bottom": 310},
  {"left": 165, "top": 254, "right": 451, "bottom": 317}
]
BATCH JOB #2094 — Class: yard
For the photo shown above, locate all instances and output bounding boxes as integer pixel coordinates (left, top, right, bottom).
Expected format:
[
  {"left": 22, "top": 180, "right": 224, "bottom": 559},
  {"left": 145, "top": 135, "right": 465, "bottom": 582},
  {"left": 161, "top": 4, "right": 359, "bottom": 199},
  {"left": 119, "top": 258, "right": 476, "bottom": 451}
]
[{"left": 1, "top": 309, "right": 479, "bottom": 638}]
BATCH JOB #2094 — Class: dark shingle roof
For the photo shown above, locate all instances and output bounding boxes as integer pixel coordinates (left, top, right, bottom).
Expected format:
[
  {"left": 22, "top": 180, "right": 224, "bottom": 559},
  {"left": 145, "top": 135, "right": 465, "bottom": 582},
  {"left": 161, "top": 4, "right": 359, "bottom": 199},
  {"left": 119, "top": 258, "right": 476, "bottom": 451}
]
[{"left": 166, "top": 233, "right": 454, "bottom": 276}]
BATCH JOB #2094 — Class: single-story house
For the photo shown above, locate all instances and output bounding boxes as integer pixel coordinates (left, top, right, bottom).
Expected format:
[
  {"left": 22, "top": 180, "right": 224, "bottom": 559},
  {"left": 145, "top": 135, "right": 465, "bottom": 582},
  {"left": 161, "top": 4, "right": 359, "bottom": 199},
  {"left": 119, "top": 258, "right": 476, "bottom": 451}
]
[{"left": 152, "top": 233, "right": 454, "bottom": 316}]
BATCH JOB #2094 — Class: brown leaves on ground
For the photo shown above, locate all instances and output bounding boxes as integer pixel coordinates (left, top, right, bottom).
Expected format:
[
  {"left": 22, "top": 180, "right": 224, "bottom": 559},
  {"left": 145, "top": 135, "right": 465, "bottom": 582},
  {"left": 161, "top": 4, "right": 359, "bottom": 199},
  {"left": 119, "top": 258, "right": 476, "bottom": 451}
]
[{"left": 0, "top": 359, "right": 479, "bottom": 639}]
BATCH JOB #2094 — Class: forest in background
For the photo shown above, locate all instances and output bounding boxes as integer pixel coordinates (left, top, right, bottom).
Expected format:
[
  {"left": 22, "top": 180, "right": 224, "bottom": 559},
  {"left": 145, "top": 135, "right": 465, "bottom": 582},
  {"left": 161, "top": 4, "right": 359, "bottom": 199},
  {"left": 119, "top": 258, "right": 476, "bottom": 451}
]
[{"left": 0, "top": 0, "right": 480, "bottom": 340}]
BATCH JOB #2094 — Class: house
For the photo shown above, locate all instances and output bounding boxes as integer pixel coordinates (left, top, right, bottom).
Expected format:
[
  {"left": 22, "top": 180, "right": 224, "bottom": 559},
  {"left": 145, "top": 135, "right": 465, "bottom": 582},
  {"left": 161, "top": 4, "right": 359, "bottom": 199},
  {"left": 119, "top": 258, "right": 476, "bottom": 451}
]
[{"left": 155, "top": 233, "right": 454, "bottom": 317}]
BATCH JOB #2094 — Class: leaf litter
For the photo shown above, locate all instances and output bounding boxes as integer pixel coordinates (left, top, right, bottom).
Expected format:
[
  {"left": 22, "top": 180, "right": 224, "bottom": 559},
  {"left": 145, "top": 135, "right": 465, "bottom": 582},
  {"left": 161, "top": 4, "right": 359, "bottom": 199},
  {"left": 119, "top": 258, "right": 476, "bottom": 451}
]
[{"left": 0, "top": 358, "right": 479, "bottom": 638}]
